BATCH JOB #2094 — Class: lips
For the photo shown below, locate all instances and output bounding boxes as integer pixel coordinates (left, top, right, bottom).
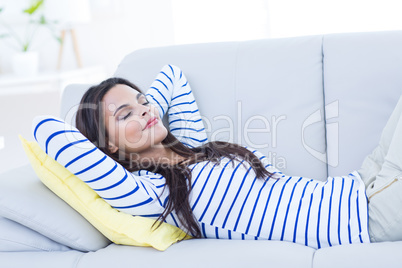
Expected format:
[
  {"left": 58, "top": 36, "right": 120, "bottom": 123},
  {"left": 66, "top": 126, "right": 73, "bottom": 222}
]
[{"left": 144, "top": 116, "right": 158, "bottom": 130}]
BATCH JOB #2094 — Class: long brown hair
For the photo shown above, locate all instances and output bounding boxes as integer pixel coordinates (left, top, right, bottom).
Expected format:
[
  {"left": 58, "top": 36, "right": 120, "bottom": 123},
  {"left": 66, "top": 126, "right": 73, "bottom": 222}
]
[{"left": 75, "top": 77, "right": 273, "bottom": 238}]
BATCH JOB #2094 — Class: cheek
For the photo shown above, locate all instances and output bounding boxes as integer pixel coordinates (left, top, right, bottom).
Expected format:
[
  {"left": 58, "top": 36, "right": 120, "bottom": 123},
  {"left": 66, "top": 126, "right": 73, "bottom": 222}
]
[
  {"left": 123, "top": 120, "right": 144, "bottom": 143},
  {"left": 113, "top": 109, "right": 168, "bottom": 153}
]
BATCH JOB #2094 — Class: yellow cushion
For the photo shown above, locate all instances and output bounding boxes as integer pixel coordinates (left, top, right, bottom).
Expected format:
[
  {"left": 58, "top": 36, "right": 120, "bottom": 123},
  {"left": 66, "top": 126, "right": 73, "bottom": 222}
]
[{"left": 19, "top": 135, "right": 191, "bottom": 251}]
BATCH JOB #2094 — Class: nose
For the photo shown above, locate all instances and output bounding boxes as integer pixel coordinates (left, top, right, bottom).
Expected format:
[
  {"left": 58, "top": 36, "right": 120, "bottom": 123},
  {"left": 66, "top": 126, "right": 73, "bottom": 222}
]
[{"left": 140, "top": 105, "right": 151, "bottom": 117}]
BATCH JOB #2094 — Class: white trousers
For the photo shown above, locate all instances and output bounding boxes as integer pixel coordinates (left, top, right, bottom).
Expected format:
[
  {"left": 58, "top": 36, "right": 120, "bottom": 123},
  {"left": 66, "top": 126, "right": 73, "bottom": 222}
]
[{"left": 358, "top": 95, "right": 402, "bottom": 242}]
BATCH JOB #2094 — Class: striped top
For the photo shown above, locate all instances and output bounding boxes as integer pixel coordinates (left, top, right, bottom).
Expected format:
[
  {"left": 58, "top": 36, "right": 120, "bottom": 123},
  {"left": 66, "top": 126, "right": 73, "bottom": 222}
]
[{"left": 33, "top": 64, "right": 370, "bottom": 249}]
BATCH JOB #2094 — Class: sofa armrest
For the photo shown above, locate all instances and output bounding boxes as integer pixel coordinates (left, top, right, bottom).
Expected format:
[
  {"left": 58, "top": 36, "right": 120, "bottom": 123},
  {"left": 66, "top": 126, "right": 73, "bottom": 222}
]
[
  {"left": 0, "top": 251, "right": 83, "bottom": 268},
  {"left": 0, "top": 216, "right": 70, "bottom": 252},
  {"left": 60, "top": 84, "right": 92, "bottom": 125},
  {"left": 0, "top": 164, "right": 110, "bottom": 252}
]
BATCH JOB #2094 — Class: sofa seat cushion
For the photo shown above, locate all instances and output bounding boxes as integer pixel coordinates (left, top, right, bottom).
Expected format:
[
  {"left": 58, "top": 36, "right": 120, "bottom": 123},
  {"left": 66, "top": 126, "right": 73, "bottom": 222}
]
[
  {"left": 313, "top": 241, "right": 402, "bottom": 268},
  {"left": 77, "top": 239, "right": 316, "bottom": 268}
]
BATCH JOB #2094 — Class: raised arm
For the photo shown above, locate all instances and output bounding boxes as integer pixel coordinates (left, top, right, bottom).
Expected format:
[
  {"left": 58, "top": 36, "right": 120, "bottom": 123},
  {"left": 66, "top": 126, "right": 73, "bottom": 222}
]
[
  {"left": 146, "top": 65, "right": 208, "bottom": 148},
  {"left": 32, "top": 116, "right": 167, "bottom": 217}
]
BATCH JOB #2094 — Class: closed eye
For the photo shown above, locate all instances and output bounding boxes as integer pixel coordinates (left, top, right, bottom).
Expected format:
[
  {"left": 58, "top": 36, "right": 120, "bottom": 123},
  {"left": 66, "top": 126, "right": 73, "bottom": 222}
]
[
  {"left": 139, "top": 95, "right": 150, "bottom": 106},
  {"left": 122, "top": 111, "right": 132, "bottom": 120}
]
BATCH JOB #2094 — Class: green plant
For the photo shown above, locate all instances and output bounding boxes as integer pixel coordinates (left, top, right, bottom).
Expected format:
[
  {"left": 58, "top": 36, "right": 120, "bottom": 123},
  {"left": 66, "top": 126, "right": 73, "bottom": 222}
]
[{"left": 0, "top": 0, "right": 60, "bottom": 52}]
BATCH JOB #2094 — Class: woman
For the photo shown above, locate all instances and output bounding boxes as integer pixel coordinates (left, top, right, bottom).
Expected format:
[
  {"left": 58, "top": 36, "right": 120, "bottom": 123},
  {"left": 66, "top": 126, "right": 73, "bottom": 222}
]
[{"left": 34, "top": 65, "right": 402, "bottom": 249}]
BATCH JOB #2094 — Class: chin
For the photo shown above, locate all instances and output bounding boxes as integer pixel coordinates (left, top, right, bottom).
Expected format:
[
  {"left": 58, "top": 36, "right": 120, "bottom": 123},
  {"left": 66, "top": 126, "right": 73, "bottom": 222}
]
[
  {"left": 124, "top": 125, "right": 169, "bottom": 154},
  {"left": 157, "top": 124, "right": 168, "bottom": 138}
]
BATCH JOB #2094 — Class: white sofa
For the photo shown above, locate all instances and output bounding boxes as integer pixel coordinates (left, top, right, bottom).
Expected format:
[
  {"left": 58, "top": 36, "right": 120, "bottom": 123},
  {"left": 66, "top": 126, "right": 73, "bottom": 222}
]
[{"left": 1, "top": 31, "right": 402, "bottom": 268}]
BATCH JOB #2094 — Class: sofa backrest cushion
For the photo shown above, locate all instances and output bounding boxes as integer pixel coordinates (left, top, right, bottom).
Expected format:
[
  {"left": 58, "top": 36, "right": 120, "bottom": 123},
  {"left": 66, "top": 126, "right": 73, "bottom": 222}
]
[
  {"left": 114, "top": 36, "right": 327, "bottom": 179},
  {"left": 323, "top": 31, "right": 402, "bottom": 176}
]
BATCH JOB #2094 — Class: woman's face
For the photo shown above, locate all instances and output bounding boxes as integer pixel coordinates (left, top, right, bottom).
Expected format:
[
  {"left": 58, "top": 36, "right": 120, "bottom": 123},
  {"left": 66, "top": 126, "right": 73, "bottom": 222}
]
[{"left": 102, "top": 84, "right": 167, "bottom": 156}]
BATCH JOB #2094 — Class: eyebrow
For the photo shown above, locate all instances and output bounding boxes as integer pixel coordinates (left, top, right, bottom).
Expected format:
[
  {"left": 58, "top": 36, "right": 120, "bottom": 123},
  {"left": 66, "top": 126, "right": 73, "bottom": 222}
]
[
  {"left": 113, "top": 104, "right": 128, "bottom": 116},
  {"left": 113, "top": 92, "right": 144, "bottom": 116}
]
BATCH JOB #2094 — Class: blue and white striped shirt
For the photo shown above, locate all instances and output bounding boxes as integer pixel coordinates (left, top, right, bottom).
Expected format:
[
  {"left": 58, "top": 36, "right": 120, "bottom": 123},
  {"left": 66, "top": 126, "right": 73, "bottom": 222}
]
[{"left": 33, "top": 65, "right": 370, "bottom": 249}]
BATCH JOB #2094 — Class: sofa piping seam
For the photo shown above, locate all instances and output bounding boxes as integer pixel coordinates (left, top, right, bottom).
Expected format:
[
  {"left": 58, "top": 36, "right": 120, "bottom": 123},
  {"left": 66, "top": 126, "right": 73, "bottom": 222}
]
[
  {"left": 321, "top": 35, "right": 329, "bottom": 178},
  {"left": 0, "top": 237, "right": 65, "bottom": 252},
  {"left": 73, "top": 251, "right": 86, "bottom": 268}
]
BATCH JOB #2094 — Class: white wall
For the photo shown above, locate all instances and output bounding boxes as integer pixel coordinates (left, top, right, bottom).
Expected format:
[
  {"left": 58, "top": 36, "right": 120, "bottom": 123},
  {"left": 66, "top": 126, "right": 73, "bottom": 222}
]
[
  {"left": 268, "top": 0, "right": 402, "bottom": 38},
  {"left": 65, "top": 0, "right": 176, "bottom": 75},
  {"left": 171, "top": 0, "right": 270, "bottom": 44},
  {"left": 0, "top": 0, "right": 273, "bottom": 76},
  {"left": 2, "top": 0, "right": 402, "bottom": 76},
  {"left": 0, "top": 0, "right": 176, "bottom": 76}
]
